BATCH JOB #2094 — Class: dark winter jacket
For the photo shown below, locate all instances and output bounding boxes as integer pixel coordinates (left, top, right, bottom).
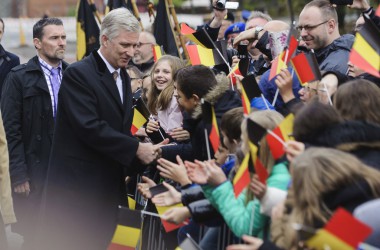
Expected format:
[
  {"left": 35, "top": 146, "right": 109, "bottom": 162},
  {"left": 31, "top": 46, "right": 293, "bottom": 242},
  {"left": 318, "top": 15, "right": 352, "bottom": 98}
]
[
  {"left": 304, "top": 120, "right": 380, "bottom": 170},
  {"left": 161, "top": 74, "right": 241, "bottom": 162},
  {"left": 315, "top": 34, "right": 355, "bottom": 75},
  {"left": 1, "top": 56, "right": 68, "bottom": 189},
  {"left": 0, "top": 56, "right": 68, "bottom": 235},
  {"left": 0, "top": 44, "right": 20, "bottom": 98}
]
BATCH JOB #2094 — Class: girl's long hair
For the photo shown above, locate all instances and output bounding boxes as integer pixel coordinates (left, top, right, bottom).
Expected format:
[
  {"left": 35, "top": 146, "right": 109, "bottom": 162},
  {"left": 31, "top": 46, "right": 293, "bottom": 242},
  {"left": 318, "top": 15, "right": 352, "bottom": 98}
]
[{"left": 147, "top": 55, "right": 185, "bottom": 115}]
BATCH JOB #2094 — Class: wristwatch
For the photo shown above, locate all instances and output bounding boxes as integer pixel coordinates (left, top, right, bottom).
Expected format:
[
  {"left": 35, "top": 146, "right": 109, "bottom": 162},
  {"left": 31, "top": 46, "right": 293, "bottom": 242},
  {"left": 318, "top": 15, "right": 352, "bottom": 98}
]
[{"left": 255, "top": 26, "right": 264, "bottom": 39}]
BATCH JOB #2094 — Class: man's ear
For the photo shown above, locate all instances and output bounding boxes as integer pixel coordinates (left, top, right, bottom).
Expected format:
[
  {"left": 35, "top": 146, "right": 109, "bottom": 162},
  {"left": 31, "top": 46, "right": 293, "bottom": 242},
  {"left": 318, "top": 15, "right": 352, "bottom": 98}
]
[
  {"left": 101, "top": 35, "right": 108, "bottom": 47},
  {"left": 192, "top": 94, "right": 200, "bottom": 102},
  {"left": 327, "top": 19, "right": 336, "bottom": 34},
  {"left": 33, "top": 38, "right": 41, "bottom": 50}
]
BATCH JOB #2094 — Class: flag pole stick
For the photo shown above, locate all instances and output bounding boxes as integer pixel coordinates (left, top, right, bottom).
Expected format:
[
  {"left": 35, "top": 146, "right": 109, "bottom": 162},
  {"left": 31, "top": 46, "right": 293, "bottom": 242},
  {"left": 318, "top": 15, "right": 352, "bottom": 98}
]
[
  {"left": 262, "top": 94, "right": 270, "bottom": 110},
  {"left": 266, "top": 129, "right": 286, "bottom": 147},
  {"left": 202, "top": 27, "right": 232, "bottom": 72},
  {"left": 166, "top": 0, "right": 190, "bottom": 61},
  {"left": 141, "top": 210, "right": 162, "bottom": 218},
  {"left": 130, "top": 0, "right": 144, "bottom": 31},
  {"left": 202, "top": 27, "right": 235, "bottom": 90},
  {"left": 201, "top": 99, "right": 212, "bottom": 161},
  {"left": 272, "top": 89, "right": 279, "bottom": 107}
]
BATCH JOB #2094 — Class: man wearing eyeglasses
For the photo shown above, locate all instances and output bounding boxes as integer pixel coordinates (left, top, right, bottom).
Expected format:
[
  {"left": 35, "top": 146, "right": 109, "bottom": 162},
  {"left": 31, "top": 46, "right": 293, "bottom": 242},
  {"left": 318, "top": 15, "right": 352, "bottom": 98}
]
[
  {"left": 298, "top": 0, "right": 354, "bottom": 74},
  {"left": 131, "top": 31, "right": 156, "bottom": 74}
]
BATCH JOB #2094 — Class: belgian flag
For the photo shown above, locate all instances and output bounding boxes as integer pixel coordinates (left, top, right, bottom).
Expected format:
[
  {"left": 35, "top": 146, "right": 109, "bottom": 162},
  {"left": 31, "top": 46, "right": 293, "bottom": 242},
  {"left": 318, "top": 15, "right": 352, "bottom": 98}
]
[
  {"left": 306, "top": 208, "right": 372, "bottom": 250},
  {"left": 153, "top": 45, "right": 165, "bottom": 62},
  {"left": 76, "top": 0, "right": 100, "bottom": 61},
  {"left": 240, "top": 74, "right": 262, "bottom": 114},
  {"left": 153, "top": 0, "right": 180, "bottom": 57},
  {"left": 291, "top": 52, "right": 321, "bottom": 86},
  {"left": 266, "top": 113, "right": 294, "bottom": 160},
  {"left": 281, "top": 25, "right": 299, "bottom": 64},
  {"left": 268, "top": 50, "right": 287, "bottom": 81},
  {"left": 349, "top": 15, "right": 380, "bottom": 78},
  {"left": 180, "top": 23, "right": 215, "bottom": 49},
  {"left": 201, "top": 99, "right": 220, "bottom": 156},
  {"left": 108, "top": 206, "right": 142, "bottom": 250},
  {"left": 105, "top": 0, "right": 132, "bottom": 13},
  {"left": 247, "top": 119, "right": 269, "bottom": 184},
  {"left": 186, "top": 40, "right": 227, "bottom": 66},
  {"left": 131, "top": 98, "right": 150, "bottom": 135},
  {"left": 233, "top": 153, "right": 251, "bottom": 197}
]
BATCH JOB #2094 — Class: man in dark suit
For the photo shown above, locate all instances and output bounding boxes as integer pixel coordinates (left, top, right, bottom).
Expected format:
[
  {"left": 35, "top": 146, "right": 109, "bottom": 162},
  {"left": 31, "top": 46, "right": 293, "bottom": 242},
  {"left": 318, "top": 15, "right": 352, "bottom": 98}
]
[
  {"left": 40, "top": 8, "right": 164, "bottom": 250},
  {"left": 1, "top": 18, "right": 67, "bottom": 250},
  {"left": 0, "top": 18, "right": 20, "bottom": 98}
]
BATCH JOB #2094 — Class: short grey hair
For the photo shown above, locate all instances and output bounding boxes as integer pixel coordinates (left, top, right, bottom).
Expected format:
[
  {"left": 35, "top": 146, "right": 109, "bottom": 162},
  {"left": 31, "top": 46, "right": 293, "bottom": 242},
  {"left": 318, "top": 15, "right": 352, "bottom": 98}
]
[
  {"left": 100, "top": 8, "right": 141, "bottom": 41},
  {"left": 248, "top": 11, "right": 272, "bottom": 22}
]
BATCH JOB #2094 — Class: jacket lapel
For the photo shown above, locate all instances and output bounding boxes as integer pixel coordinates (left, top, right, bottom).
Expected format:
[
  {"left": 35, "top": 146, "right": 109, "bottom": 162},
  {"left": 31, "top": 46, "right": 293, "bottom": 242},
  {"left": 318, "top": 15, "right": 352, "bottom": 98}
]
[
  {"left": 120, "top": 69, "right": 133, "bottom": 133},
  {"left": 92, "top": 51, "right": 124, "bottom": 112}
]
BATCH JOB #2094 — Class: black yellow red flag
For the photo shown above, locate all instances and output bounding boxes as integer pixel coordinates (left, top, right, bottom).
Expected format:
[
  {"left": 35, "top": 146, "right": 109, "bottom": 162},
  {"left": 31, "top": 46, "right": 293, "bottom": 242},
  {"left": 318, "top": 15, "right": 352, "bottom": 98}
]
[
  {"left": 291, "top": 52, "right": 322, "bottom": 86},
  {"left": 201, "top": 100, "right": 220, "bottom": 155},
  {"left": 349, "top": 15, "right": 380, "bottom": 78},
  {"left": 131, "top": 98, "right": 150, "bottom": 135},
  {"left": 107, "top": 206, "right": 142, "bottom": 250},
  {"left": 105, "top": 0, "right": 133, "bottom": 13},
  {"left": 153, "top": 0, "right": 180, "bottom": 57},
  {"left": 76, "top": 0, "right": 100, "bottom": 60}
]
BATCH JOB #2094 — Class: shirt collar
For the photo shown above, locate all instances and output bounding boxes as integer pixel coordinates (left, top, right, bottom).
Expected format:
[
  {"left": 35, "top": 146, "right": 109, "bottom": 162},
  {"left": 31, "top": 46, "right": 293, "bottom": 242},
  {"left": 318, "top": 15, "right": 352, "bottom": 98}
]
[
  {"left": 97, "top": 49, "right": 120, "bottom": 75},
  {"left": 38, "top": 57, "right": 62, "bottom": 72}
]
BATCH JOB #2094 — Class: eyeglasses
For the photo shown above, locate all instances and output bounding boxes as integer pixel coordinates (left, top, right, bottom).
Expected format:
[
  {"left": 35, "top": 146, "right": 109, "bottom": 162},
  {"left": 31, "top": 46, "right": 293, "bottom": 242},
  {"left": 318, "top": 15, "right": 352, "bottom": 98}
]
[
  {"left": 136, "top": 42, "right": 153, "bottom": 48},
  {"left": 296, "top": 20, "right": 329, "bottom": 32}
]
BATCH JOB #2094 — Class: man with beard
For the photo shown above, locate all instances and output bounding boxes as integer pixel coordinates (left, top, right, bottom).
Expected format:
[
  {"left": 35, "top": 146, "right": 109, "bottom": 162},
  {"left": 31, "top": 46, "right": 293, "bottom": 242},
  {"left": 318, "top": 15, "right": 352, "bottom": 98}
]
[
  {"left": 131, "top": 31, "right": 156, "bottom": 74},
  {"left": 0, "top": 17, "right": 67, "bottom": 250},
  {"left": 297, "top": 0, "right": 354, "bottom": 74}
]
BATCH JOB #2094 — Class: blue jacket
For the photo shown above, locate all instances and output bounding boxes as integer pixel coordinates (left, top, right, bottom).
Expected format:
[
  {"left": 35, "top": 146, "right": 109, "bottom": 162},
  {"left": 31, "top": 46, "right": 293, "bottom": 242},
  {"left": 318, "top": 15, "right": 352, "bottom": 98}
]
[
  {"left": 315, "top": 34, "right": 354, "bottom": 75},
  {"left": 258, "top": 67, "right": 301, "bottom": 109}
]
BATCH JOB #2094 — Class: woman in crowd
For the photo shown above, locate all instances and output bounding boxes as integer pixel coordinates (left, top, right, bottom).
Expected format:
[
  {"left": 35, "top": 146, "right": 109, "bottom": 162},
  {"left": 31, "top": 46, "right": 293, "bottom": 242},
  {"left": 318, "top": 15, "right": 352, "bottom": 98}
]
[{"left": 145, "top": 55, "right": 188, "bottom": 142}]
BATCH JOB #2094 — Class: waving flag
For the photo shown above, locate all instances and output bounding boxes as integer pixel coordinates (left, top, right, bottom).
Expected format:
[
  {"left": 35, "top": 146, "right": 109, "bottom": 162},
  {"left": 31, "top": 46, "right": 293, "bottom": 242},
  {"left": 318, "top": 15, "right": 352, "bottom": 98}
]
[
  {"left": 76, "top": 0, "right": 100, "bottom": 60},
  {"left": 291, "top": 52, "right": 322, "bottom": 86},
  {"left": 240, "top": 75, "right": 262, "bottom": 114},
  {"left": 307, "top": 208, "right": 372, "bottom": 250},
  {"left": 266, "top": 113, "right": 294, "bottom": 161},
  {"left": 349, "top": 16, "right": 380, "bottom": 78},
  {"left": 108, "top": 206, "right": 142, "bottom": 250},
  {"left": 180, "top": 23, "right": 214, "bottom": 49},
  {"left": 131, "top": 98, "right": 150, "bottom": 135},
  {"left": 247, "top": 119, "right": 269, "bottom": 183},
  {"left": 153, "top": 0, "right": 180, "bottom": 57},
  {"left": 202, "top": 100, "right": 220, "bottom": 154},
  {"left": 233, "top": 153, "right": 251, "bottom": 197}
]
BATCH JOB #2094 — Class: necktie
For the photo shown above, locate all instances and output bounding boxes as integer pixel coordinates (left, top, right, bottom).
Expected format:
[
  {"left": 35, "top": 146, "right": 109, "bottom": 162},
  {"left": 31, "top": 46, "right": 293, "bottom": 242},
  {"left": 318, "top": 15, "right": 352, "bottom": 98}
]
[
  {"left": 112, "top": 71, "right": 118, "bottom": 82},
  {"left": 51, "top": 67, "right": 61, "bottom": 117}
]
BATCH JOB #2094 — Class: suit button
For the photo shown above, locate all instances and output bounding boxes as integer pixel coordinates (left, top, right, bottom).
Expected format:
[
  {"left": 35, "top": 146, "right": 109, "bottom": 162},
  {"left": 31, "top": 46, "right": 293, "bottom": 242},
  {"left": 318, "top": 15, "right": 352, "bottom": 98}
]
[
  {"left": 36, "top": 159, "right": 40, "bottom": 163},
  {"left": 36, "top": 135, "right": 42, "bottom": 141}
]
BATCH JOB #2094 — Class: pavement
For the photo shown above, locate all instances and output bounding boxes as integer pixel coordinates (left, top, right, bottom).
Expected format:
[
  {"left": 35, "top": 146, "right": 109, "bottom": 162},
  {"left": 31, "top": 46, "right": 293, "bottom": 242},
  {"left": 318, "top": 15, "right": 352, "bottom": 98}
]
[{"left": 6, "top": 225, "right": 23, "bottom": 250}]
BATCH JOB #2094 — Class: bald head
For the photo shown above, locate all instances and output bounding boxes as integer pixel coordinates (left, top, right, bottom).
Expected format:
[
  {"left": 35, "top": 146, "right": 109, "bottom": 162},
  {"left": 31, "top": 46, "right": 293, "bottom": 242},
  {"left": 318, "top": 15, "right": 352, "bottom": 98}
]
[
  {"left": 263, "top": 20, "right": 290, "bottom": 33},
  {"left": 133, "top": 31, "right": 156, "bottom": 64}
]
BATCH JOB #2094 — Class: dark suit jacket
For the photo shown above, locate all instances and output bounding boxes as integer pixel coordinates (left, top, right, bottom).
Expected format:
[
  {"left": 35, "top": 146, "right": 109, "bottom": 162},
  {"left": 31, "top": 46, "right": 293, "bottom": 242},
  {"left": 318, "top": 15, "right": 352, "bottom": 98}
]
[
  {"left": 1, "top": 56, "right": 68, "bottom": 237},
  {"left": 0, "top": 44, "right": 20, "bottom": 98},
  {"left": 41, "top": 51, "right": 140, "bottom": 250}
]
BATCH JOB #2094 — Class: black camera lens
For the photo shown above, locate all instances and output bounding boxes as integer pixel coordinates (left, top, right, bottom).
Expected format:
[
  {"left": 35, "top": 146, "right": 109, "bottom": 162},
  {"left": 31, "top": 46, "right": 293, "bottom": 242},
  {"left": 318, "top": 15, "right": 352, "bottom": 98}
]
[{"left": 216, "top": 0, "right": 227, "bottom": 9}]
